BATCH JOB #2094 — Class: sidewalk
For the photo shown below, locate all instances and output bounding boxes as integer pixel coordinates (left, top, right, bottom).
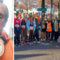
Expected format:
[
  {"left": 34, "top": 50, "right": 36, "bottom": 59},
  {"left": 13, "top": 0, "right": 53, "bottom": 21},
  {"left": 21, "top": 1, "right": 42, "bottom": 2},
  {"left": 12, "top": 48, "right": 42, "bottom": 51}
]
[{"left": 14, "top": 42, "right": 60, "bottom": 60}]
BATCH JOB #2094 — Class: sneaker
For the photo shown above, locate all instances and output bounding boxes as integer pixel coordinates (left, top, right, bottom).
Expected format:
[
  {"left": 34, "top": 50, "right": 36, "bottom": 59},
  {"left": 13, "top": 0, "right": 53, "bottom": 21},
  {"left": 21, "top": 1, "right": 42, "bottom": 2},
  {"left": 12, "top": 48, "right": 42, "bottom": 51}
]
[
  {"left": 41, "top": 39, "right": 42, "bottom": 41},
  {"left": 29, "top": 42, "right": 33, "bottom": 45},
  {"left": 37, "top": 41, "right": 40, "bottom": 43},
  {"left": 33, "top": 41, "right": 36, "bottom": 43},
  {"left": 31, "top": 42, "right": 33, "bottom": 45},
  {"left": 18, "top": 44, "right": 21, "bottom": 46},
  {"left": 43, "top": 39, "right": 45, "bottom": 41},
  {"left": 50, "top": 41, "right": 53, "bottom": 43},
  {"left": 25, "top": 42, "right": 28, "bottom": 45},
  {"left": 15, "top": 44, "right": 18, "bottom": 47},
  {"left": 21, "top": 42, "right": 25, "bottom": 45}
]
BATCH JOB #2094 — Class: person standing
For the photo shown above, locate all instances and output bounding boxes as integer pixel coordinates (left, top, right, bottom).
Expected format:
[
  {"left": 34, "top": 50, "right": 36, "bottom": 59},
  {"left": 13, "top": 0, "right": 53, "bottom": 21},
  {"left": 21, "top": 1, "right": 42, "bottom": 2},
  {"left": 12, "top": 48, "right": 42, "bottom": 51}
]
[
  {"left": 0, "top": 2, "right": 13, "bottom": 60},
  {"left": 46, "top": 16, "right": 52, "bottom": 42},
  {"left": 54, "top": 17, "right": 59, "bottom": 42},
  {"left": 14, "top": 13, "right": 21, "bottom": 46},
  {"left": 29, "top": 17, "right": 33, "bottom": 45},
  {"left": 33, "top": 14, "right": 40, "bottom": 43},
  {"left": 21, "top": 17, "right": 26, "bottom": 45},
  {"left": 40, "top": 17, "right": 46, "bottom": 41},
  {"left": 26, "top": 15, "right": 30, "bottom": 43},
  {"left": 37, "top": 16, "right": 41, "bottom": 39},
  {"left": 50, "top": 19, "right": 55, "bottom": 43}
]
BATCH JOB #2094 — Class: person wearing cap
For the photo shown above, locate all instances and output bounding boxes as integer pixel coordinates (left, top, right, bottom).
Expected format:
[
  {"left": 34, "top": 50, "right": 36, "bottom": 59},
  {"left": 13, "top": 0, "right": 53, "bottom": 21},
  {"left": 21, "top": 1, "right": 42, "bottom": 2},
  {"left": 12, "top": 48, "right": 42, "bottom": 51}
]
[
  {"left": 29, "top": 17, "right": 33, "bottom": 45},
  {"left": 40, "top": 17, "right": 46, "bottom": 41},
  {"left": 54, "top": 17, "right": 59, "bottom": 42},
  {"left": 33, "top": 14, "right": 40, "bottom": 43},
  {"left": 14, "top": 13, "right": 21, "bottom": 46},
  {"left": 0, "top": 2, "right": 13, "bottom": 60},
  {"left": 26, "top": 15, "right": 30, "bottom": 43},
  {"left": 46, "top": 16, "right": 52, "bottom": 42}
]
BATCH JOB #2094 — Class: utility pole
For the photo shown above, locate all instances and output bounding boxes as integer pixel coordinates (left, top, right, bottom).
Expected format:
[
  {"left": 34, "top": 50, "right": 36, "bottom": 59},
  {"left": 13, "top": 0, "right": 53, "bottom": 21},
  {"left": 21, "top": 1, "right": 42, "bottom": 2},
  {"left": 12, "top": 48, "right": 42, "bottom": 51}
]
[
  {"left": 42, "top": 0, "right": 45, "bottom": 17},
  {"left": 51, "top": 0, "right": 53, "bottom": 20},
  {"left": 58, "top": 0, "right": 60, "bottom": 20}
]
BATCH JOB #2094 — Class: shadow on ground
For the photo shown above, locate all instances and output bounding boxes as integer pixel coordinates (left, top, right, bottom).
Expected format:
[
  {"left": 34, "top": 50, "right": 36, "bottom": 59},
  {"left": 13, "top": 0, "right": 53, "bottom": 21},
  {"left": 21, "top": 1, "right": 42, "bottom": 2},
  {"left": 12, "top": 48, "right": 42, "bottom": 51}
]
[{"left": 14, "top": 54, "right": 49, "bottom": 60}]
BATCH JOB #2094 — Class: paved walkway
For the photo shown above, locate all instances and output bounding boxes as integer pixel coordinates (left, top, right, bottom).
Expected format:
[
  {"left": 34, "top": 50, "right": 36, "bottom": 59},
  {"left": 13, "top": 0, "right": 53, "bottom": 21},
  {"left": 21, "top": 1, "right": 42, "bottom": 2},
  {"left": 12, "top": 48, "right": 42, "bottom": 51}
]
[{"left": 14, "top": 42, "right": 60, "bottom": 60}]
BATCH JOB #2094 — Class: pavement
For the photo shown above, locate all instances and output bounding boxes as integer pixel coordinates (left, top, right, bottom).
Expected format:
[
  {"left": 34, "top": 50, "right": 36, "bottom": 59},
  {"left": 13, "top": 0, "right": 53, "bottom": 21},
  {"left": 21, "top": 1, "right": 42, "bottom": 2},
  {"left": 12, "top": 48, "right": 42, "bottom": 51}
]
[{"left": 14, "top": 41, "right": 60, "bottom": 60}]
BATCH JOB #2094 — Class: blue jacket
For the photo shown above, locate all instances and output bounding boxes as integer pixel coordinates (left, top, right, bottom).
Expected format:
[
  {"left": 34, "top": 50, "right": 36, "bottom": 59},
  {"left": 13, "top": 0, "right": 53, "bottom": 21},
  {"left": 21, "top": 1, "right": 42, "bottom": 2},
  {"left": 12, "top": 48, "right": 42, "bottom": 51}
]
[
  {"left": 26, "top": 20, "right": 30, "bottom": 31},
  {"left": 33, "top": 18, "right": 39, "bottom": 31}
]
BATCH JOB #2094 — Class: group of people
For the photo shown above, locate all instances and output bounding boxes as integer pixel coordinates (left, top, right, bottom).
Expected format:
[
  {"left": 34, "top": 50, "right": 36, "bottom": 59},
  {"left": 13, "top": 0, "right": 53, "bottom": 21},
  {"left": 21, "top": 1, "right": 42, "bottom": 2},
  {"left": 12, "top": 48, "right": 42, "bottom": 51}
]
[{"left": 14, "top": 13, "right": 60, "bottom": 46}]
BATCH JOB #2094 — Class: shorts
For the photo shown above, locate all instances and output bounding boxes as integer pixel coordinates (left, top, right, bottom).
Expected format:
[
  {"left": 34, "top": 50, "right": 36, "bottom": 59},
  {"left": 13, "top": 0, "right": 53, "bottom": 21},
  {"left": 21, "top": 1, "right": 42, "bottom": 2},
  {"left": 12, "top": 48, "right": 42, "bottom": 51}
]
[{"left": 41, "top": 29, "right": 46, "bottom": 32}]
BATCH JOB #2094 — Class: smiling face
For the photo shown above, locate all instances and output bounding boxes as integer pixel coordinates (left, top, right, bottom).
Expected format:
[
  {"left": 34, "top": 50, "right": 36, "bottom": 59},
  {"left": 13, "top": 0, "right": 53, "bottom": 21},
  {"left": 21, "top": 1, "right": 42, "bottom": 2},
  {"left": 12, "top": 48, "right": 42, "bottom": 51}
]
[{"left": 0, "top": 2, "right": 7, "bottom": 32}]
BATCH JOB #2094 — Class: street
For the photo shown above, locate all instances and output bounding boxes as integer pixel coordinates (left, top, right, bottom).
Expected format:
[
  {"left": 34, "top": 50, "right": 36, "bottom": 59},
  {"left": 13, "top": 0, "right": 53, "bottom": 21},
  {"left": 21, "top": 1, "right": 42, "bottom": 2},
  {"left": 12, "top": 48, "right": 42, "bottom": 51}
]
[{"left": 14, "top": 42, "right": 60, "bottom": 60}]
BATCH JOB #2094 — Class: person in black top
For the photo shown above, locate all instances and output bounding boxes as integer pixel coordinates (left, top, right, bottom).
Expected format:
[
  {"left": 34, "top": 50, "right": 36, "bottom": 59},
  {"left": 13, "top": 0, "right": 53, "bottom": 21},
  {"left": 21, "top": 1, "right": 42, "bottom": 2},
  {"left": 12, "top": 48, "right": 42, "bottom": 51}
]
[
  {"left": 21, "top": 17, "right": 26, "bottom": 45},
  {"left": 29, "top": 17, "right": 33, "bottom": 45},
  {"left": 50, "top": 19, "right": 55, "bottom": 42}
]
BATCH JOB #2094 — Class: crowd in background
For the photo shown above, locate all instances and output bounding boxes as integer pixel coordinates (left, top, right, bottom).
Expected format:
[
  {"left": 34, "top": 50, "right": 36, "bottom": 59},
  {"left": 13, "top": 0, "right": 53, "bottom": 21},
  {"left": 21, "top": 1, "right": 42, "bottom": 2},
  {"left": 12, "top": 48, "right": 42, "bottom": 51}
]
[{"left": 14, "top": 12, "right": 60, "bottom": 46}]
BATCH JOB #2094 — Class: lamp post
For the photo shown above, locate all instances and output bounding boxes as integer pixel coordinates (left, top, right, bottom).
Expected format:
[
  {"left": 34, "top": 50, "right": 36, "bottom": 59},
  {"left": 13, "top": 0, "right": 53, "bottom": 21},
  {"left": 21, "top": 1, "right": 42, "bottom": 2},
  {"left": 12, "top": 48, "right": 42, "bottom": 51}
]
[
  {"left": 42, "top": 0, "right": 45, "bottom": 17},
  {"left": 51, "top": 0, "right": 53, "bottom": 20},
  {"left": 58, "top": 0, "right": 60, "bottom": 20},
  {"left": 27, "top": 1, "right": 29, "bottom": 14}
]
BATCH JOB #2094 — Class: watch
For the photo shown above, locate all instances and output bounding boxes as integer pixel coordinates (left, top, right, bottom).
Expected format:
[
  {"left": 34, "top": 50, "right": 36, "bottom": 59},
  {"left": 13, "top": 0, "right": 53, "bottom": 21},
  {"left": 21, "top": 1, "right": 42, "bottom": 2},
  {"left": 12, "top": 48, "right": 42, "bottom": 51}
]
[{"left": 0, "top": 36, "right": 7, "bottom": 57}]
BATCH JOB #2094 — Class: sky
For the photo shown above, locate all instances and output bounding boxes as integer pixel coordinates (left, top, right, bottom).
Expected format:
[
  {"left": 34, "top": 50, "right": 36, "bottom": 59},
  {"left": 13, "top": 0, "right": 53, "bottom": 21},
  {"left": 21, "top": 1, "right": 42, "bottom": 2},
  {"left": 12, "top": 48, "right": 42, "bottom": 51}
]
[{"left": 3, "top": 0, "right": 14, "bottom": 35}]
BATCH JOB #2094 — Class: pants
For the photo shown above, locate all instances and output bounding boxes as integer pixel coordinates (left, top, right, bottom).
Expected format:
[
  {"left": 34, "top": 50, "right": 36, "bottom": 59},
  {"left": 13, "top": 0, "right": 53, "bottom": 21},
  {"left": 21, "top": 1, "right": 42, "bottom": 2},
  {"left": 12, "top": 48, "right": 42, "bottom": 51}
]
[
  {"left": 21, "top": 28, "right": 26, "bottom": 42},
  {"left": 39, "top": 29, "right": 41, "bottom": 38},
  {"left": 58, "top": 29, "right": 60, "bottom": 36},
  {"left": 29, "top": 30, "right": 33, "bottom": 42},
  {"left": 14, "top": 27, "right": 20, "bottom": 45},
  {"left": 55, "top": 32, "right": 58, "bottom": 41},
  {"left": 33, "top": 29, "right": 39, "bottom": 41},
  {"left": 46, "top": 32, "right": 51, "bottom": 40},
  {"left": 51, "top": 30, "right": 55, "bottom": 41},
  {"left": 26, "top": 30, "right": 29, "bottom": 42}
]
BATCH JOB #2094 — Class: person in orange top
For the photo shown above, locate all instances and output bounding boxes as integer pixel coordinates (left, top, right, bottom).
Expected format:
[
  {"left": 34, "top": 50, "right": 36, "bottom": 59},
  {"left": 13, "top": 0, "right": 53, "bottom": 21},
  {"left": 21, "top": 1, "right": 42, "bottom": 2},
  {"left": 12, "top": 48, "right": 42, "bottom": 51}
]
[
  {"left": 37, "top": 16, "right": 41, "bottom": 25},
  {"left": 0, "top": 2, "right": 13, "bottom": 60},
  {"left": 46, "top": 16, "right": 52, "bottom": 42}
]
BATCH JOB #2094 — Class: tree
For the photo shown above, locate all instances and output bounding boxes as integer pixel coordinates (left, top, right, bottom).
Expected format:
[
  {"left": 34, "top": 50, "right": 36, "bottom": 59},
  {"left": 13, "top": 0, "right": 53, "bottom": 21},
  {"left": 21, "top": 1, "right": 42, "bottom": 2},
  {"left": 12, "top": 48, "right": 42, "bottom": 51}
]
[
  {"left": 14, "top": 0, "right": 41, "bottom": 10},
  {"left": 14, "top": 0, "right": 60, "bottom": 10}
]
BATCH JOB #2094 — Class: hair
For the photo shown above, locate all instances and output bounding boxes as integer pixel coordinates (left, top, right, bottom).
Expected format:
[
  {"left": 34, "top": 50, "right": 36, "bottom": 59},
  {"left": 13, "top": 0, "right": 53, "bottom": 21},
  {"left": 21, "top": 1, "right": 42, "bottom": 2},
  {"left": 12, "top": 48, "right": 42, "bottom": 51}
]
[
  {"left": 5, "top": 5, "right": 9, "bottom": 21},
  {"left": 0, "top": 1, "right": 9, "bottom": 21},
  {"left": 0, "top": 0, "right": 3, "bottom": 3}
]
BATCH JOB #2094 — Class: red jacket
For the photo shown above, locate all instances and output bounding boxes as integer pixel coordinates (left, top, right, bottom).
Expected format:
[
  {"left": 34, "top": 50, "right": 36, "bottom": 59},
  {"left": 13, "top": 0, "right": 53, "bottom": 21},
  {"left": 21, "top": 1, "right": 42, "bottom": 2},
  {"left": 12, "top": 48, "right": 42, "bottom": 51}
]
[{"left": 14, "top": 18, "right": 20, "bottom": 25}]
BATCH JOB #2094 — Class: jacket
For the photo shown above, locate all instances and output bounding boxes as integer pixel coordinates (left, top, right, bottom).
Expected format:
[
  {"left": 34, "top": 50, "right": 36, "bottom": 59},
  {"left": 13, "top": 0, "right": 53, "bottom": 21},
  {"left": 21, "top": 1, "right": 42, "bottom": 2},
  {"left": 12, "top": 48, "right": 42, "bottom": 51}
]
[
  {"left": 0, "top": 30, "right": 13, "bottom": 60},
  {"left": 33, "top": 18, "right": 39, "bottom": 31},
  {"left": 26, "top": 20, "right": 30, "bottom": 31}
]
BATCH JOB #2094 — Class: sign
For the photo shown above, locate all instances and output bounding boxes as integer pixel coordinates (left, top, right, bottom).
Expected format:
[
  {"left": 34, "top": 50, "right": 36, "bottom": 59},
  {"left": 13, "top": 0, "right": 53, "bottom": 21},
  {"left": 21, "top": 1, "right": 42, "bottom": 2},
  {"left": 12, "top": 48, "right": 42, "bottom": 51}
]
[{"left": 37, "top": 8, "right": 47, "bottom": 11}]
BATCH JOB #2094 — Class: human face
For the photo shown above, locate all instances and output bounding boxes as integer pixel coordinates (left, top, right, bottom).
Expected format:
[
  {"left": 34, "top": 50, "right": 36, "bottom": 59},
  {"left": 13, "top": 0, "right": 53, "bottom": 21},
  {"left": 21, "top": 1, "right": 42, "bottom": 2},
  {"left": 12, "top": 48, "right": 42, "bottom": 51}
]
[
  {"left": 16, "top": 15, "right": 18, "bottom": 18},
  {"left": 55, "top": 18, "right": 57, "bottom": 21},
  {"left": 0, "top": 3, "right": 6, "bottom": 31},
  {"left": 42, "top": 17, "right": 44, "bottom": 21},
  {"left": 33, "top": 15, "right": 35, "bottom": 19},
  {"left": 27, "top": 15, "right": 30, "bottom": 18}
]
